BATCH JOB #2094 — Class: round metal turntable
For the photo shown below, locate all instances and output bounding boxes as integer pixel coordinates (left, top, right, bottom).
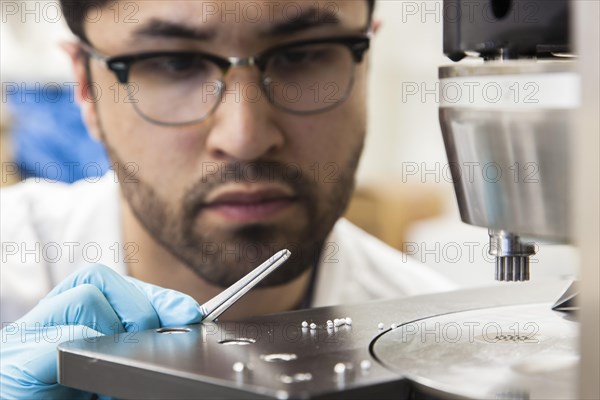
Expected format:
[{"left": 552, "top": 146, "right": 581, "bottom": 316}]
[{"left": 371, "top": 303, "right": 578, "bottom": 399}]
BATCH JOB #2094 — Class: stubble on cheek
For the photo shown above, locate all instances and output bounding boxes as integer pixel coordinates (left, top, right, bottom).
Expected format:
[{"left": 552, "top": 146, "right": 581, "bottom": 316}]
[{"left": 98, "top": 116, "right": 365, "bottom": 288}]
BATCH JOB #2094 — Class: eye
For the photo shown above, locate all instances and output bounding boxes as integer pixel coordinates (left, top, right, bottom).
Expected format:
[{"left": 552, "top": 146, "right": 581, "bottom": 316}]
[
  {"left": 271, "top": 47, "right": 329, "bottom": 68},
  {"left": 278, "top": 50, "right": 312, "bottom": 64}
]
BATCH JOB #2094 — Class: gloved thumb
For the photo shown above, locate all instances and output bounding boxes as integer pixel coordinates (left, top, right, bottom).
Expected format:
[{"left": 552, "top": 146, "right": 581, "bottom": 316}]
[{"left": 125, "top": 276, "right": 204, "bottom": 326}]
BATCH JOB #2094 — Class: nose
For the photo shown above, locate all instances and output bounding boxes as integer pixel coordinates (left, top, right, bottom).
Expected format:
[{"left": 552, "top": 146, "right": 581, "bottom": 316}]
[{"left": 205, "top": 67, "right": 284, "bottom": 162}]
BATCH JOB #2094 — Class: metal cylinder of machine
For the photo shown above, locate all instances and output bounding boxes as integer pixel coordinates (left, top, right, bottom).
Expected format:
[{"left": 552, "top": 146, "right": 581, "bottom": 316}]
[{"left": 438, "top": 61, "right": 578, "bottom": 280}]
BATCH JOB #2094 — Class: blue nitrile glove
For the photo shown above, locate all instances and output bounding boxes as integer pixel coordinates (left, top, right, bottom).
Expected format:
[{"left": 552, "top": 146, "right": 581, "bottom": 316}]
[{"left": 0, "top": 264, "right": 203, "bottom": 399}]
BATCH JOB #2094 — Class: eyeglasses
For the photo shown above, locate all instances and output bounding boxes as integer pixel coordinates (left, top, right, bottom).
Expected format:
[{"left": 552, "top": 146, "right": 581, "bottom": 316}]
[{"left": 80, "top": 35, "right": 371, "bottom": 126}]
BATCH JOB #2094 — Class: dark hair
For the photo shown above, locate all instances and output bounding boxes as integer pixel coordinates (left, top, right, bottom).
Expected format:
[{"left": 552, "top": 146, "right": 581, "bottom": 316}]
[{"left": 60, "top": 0, "right": 376, "bottom": 42}]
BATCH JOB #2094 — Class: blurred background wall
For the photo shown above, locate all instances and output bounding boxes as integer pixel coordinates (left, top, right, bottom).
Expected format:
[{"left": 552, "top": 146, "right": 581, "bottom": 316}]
[{"left": 0, "top": 0, "right": 578, "bottom": 287}]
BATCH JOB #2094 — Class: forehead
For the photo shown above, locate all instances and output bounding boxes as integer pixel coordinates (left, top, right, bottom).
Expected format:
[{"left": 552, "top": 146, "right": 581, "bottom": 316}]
[{"left": 85, "top": 1, "right": 369, "bottom": 51}]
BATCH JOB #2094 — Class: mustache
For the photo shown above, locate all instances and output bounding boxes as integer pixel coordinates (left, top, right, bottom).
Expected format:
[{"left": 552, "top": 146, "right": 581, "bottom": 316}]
[{"left": 181, "top": 161, "right": 312, "bottom": 219}]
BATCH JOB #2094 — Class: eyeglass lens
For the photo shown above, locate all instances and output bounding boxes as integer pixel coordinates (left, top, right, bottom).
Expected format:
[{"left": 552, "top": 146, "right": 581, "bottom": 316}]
[{"left": 125, "top": 42, "right": 357, "bottom": 125}]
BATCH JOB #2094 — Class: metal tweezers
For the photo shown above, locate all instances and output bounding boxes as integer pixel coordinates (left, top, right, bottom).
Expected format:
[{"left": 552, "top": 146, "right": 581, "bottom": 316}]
[{"left": 200, "top": 249, "right": 291, "bottom": 322}]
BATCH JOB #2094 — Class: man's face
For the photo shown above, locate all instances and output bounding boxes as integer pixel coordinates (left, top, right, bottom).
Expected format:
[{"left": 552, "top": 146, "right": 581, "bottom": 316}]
[{"left": 82, "top": 1, "right": 370, "bottom": 287}]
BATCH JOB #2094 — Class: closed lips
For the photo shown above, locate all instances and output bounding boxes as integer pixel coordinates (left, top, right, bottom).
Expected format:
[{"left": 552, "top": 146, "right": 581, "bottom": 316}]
[{"left": 204, "top": 189, "right": 296, "bottom": 207}]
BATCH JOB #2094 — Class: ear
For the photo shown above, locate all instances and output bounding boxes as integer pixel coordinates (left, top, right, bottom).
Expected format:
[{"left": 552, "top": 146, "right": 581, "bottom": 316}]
[
  {"left": 371, "top": 18, "right": 382, "bottom": 35},
  {"left": 60, "top": 41, "right": 103, "bottom": 142}
]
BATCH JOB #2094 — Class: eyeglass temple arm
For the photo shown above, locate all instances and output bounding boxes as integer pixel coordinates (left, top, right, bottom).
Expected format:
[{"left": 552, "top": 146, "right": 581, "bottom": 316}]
[{"left": 78, "top": 41, "right": 130, "bottom": 83}]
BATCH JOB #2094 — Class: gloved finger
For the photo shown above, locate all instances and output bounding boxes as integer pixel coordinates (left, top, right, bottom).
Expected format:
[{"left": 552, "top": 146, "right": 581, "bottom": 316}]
[
  {"left": 44, "top": 264, "right": 160, "bottom": 332},
  {"left": 125, "top": 276, "right": 204, "bottom": 326},
  {"left": 16, "top": 284, "right": 124, "bottom": 335},
  {"left": 1, "top": 323, "right": 102, "bottom": 400}
]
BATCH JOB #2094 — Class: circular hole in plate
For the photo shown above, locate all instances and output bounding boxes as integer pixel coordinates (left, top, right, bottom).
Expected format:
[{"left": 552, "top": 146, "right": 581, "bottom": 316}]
[
  {"left": 218, "top": 338, "right": 256, "bottom": 345},
  {"left": 156, "top": 327, "right": 191, "bottom": 334},
  {"left": 260, "top": 353, "right": 298, "bottom": 362},
  {"left": 280, "top": 373, "right": 312, "bottom": 384}
]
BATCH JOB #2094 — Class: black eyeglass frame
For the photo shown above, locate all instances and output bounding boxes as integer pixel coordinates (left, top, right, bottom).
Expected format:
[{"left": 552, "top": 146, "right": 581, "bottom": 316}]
[{"left": 79, "top": 35, "right": 371, "bottom": 125}]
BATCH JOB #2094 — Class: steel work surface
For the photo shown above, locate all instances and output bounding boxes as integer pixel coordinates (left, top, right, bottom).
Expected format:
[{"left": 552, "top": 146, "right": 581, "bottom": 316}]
[{"left": 58, "top": 279, "right": 575, "bottom": 399}]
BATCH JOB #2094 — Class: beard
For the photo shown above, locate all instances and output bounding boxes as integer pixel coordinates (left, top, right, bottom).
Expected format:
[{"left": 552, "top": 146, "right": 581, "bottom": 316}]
[{"left": 104, "top": 131, "right": 363, "bottom": 288}]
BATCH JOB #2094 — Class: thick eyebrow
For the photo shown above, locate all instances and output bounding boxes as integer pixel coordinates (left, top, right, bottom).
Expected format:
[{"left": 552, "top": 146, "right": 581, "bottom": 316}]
[
  {"left": 261, "top": 6, "right": 341, "bottom": 37},
  {"left": 131, "top": 6, "right": 341, "bottom": 42},
  {"left": 132, "top": 18, "right": 216, "bottom": 41}
]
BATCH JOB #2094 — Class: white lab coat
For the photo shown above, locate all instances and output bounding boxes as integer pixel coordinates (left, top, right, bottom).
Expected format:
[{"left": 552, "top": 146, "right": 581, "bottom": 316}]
[{"left": 1, "top": 172, "right": 455, "bottom": 324}]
